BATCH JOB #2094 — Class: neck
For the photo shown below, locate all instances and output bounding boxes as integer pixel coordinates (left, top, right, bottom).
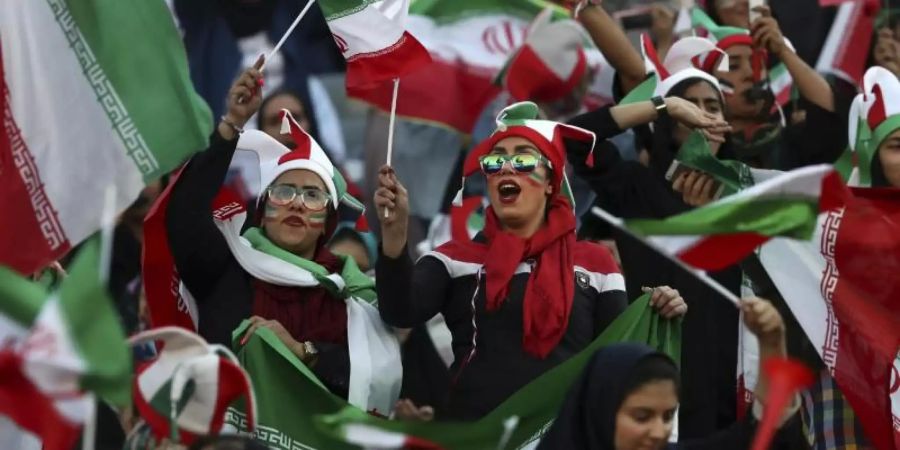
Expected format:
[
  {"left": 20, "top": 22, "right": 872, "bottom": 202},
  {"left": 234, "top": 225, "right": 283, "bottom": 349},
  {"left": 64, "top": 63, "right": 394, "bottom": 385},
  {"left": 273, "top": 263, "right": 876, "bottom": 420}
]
[
  {"left": 502, "top": 215, "right": 545, "bottom": 239},
  {"left": 293, "top": 244, "right": 318, "bottom": 261}
]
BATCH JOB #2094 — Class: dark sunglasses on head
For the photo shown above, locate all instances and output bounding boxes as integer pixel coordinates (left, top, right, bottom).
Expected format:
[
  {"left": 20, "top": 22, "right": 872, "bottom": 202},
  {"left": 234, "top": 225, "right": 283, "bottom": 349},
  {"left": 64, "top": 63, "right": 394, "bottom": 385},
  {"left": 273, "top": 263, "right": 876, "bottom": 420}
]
[
  {"left": 479, "top": 153, "right": 550, "bottom": 176},
  {"left": 266, "top": 184, "right": 330, "bottom": 211}
]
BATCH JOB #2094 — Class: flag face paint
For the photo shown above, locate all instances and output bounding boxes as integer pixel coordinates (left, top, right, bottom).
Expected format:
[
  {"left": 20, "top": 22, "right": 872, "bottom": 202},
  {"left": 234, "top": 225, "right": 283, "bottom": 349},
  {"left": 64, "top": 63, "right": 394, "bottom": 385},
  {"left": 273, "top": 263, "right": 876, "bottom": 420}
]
[
  {"left": 527, "top": 171, "right": 547, "bottom": 186},
  {"left": 264, "top": 203, "right": 280, "bottom": 218},
  {"left": 307, "top": 212, "right": 328, "bottom": 229}
]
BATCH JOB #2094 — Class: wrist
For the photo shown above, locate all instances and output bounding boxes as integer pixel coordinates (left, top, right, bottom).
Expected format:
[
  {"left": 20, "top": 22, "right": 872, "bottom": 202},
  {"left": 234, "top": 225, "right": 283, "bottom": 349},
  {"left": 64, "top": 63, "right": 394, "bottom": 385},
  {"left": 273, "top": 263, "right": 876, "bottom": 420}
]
[{"left": 217, "top": 121, "right": 238, "bottom": 141}]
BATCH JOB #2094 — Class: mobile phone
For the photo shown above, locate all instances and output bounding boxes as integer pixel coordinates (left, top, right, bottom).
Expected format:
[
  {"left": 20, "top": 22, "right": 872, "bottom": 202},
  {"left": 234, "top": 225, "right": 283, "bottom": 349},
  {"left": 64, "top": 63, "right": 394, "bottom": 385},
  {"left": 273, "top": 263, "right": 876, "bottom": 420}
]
[
  {"left": 665, "top": 161, "right": 726, "bottom": 200},
  {"left": 749, "top": 0, "right": 764, "bottom": 24}
]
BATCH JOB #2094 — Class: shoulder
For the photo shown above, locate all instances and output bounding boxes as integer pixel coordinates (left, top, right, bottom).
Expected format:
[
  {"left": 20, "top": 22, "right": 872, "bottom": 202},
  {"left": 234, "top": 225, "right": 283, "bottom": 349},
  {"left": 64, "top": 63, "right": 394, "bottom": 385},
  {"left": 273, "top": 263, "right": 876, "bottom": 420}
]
[
  {"left": 419, "top": 240, "right": 486, "bottom": 279},
  {"left": 572, "top": 241, "right": 626, "bottom": 295}
]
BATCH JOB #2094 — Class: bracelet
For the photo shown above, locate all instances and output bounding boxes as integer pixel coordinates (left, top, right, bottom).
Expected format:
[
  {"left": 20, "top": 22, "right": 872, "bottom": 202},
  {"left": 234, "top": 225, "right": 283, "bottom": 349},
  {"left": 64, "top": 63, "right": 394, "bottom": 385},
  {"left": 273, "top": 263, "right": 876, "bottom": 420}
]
[{"left": 220, "top": 115, "right": 244, "bottom": 134}]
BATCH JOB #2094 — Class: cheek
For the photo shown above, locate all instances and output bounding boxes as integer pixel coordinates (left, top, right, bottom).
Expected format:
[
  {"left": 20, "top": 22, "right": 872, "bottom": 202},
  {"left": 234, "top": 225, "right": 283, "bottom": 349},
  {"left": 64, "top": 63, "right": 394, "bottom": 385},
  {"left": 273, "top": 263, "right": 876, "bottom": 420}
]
[
  {"left": 305, "top": 210, "right": 328, "bottom": 229},
  {"left": 614, "top": 414, "right": 648, "bottom": 447}
]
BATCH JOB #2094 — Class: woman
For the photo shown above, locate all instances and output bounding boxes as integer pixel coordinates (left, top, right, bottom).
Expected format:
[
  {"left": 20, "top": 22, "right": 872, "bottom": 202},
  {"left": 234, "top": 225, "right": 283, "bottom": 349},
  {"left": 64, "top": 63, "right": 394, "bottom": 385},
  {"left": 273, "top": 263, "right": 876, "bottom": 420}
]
[
  {"left": 566, "top": 37, "right": 745, "bottom": 439},
  {"left": 849, "top": 66, "right": 900, "bottom": 188},
  {"left": 373, "top": 100, "right": 723, "bottom": 420},
  {"left": 538, "top": 297, "right": 802, "bottom": 450},
  {"left": 164, "top": 60, "right": 400, "bottom": 413}
]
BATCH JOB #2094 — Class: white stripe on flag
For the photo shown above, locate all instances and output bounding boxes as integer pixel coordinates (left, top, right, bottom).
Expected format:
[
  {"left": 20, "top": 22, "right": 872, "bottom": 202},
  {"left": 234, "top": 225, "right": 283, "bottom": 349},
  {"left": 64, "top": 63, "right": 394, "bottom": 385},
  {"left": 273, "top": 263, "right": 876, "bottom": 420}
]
[
  {"left": 0, "top": 1, "right": 145, "bottom": 241},
  {"left": 330, "top": 6, "right": 406, "bottom": 60}
]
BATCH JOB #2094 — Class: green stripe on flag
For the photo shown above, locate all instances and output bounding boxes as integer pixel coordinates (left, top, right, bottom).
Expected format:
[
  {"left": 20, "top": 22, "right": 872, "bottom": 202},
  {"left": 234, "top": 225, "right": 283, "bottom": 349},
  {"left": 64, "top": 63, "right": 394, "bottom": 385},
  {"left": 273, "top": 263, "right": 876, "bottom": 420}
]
[
  {"left": 229, "top": 294, "right": 680, "bottom": 449},
  {"left": 56, "top": 0, "right": 212, "bottom": 180},
  {"left": 320, "top": 0, "right": 380, "bottom": 21},
  {"left": 0, "top": 267, "right": 47, "bottom": 326},
  {"left": 410, "top": 0, "right": 567, "bottom": 24},
  {"left": 59, "top": 238, "right": 131, "bottom": 407},
  {"left": 627, "top": 197, "right": 820, "bottom": 239}
]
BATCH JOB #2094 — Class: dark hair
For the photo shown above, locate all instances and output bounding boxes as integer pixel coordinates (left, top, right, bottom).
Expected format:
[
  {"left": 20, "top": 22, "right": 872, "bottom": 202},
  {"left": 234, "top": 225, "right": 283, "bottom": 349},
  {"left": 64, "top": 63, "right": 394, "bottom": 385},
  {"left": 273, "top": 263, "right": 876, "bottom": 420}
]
[
  {"left": 257, "top": 87, "right": 319, "bottom": 141},
  {"left": 648, "top": 78, "right": 731, "bottom": 180},
  {"left": 187, "top": 435, "right": 271, "bottom": 450},
  {"left": 620, "top": 355, "right": 681, "bottom": 403}
]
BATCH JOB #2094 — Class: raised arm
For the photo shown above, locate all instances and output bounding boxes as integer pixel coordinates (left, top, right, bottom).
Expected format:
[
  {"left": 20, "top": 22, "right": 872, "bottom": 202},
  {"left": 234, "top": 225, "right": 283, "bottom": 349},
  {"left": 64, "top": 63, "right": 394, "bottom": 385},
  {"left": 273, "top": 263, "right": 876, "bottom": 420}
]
[
  {"left": 752, "top": 6, "right": 834, "bottom": 112},
  {"left": 165, "top": 58, "right": 264, "bottom": 297},
  {"left": 577, "top": 3, "right": 647, "bottom": 94},
  {"left": 374, "top": 166, "right": 451, "bottom": 327}
]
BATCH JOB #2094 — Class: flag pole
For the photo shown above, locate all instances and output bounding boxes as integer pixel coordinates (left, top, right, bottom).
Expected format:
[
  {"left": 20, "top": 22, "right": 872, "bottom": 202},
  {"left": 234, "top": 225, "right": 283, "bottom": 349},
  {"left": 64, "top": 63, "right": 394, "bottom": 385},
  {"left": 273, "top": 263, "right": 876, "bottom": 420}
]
[
  {"left": 384, "top": 77, "right": 401, "bottom": 218},
  {"left": 264, "top": 0, "right": 316, "bottom": 71},
  {"left": 591, "top": 206, "right": 742, "bottom": 307}
]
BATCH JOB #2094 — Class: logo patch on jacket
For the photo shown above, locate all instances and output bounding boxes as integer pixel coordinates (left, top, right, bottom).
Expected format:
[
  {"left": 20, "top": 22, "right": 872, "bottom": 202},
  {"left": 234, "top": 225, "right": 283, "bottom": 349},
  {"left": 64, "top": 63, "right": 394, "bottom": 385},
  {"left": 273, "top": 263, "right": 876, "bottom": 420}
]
[{"left": 575, "top": 271, "right": 591, "bottom": 290}]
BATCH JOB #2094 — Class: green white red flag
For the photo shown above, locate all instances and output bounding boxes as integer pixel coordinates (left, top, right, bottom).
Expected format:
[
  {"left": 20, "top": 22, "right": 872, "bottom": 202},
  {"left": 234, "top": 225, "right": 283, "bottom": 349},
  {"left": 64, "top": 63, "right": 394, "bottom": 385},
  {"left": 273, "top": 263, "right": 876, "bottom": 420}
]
[
  {"left": 348, "top": 0, "right": 595, "bottom": 133},
  {"left": 619, "top": 165, "right": 843, "bottom": 271},
  {"left": 758, "top": 186, "right": 900, "bottom": 450},
  {"left": 319, "top": 0, "right": 432, "bottom": 88},
  {"left": 0, "top": 0, "right": 212, "bottom": 276},
  {"left": 0, "top": 238, "right": 131, "bottom": 450},
  {"left": 226, "top": 295, "right": 680, "bottom": 449}
]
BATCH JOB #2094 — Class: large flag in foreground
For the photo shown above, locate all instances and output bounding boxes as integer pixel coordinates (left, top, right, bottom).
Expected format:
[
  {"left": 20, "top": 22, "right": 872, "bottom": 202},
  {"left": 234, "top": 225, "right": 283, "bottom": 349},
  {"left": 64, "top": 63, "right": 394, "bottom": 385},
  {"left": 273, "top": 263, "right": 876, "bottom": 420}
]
[
  {"left": 0, "top": 0, "right": 212, "bottom": 275},
  {"left": 226, "top": 294, "right": 680, "bottom": 450},
  {"left": 0, "top": 238, "right": 132, "bottom": 450},
  {"left": 759, "top": 187, "right": 900, "bottom": 450},
  {"left": 348, "top": 0, "right": 572, "bottom": 133},
  {"left": 319, "top": 0, "right": 432, "bottom": 89}
]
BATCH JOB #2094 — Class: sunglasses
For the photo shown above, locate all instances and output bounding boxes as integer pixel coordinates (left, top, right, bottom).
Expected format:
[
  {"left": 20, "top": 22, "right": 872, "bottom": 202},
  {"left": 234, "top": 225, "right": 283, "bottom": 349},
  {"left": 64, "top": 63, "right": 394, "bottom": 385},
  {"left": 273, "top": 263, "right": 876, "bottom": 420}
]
[
  {"left": 266, "top": 184, "right": 330, "bottom": 211},
  {"left": 479, "top": 153, "right": 550, "bottom": 176}
]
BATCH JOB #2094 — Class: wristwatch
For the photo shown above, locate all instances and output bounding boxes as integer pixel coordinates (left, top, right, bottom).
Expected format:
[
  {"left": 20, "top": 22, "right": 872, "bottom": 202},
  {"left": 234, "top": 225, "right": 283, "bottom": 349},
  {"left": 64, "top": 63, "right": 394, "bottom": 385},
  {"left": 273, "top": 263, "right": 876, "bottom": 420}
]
[
  {"left": 651, "top": 96, "right": 668, "bottom": 116},
  {"left": 302, "top": 341, "right": 318, "bottom": 358}
]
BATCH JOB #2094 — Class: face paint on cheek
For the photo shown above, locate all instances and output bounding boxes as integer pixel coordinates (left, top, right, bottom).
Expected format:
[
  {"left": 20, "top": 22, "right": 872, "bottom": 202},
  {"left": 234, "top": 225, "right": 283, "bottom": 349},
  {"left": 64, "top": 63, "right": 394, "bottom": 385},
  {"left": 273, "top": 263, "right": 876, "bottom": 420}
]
[
  {"left": 526, "top": 170, "right": 547, "bottom": 187},
  {"left": 307, "top": 211, "right": 328, "bottom": 229},
  {"left": 264, "top": 203, "right": 280, "bottom": 218}
]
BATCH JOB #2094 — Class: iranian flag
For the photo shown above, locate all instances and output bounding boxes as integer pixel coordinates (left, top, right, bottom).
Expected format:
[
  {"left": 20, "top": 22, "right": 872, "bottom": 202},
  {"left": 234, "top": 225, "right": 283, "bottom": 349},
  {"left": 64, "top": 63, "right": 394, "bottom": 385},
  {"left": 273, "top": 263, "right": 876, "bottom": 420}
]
[
  {"left": 758, "top": 186, "right": 900, "bottom": 450},
  {"left": 815, "top": 0, "right": 879, "bottom": 85},
  {"left": 320, "top": 0, "right": 432, "bottom": 88},
  {"left": 0, "top": 0, "right": 212, "bottom": 276},
  {"left": 768, "top": 63, "right": 794, "bottom": 109},
  {"left": 618, "top": 165, "right": 843, "bottom": 271},
  {"left": 0, "top": 238, "right": 132, "bottom": 450},
  {"left": 227, "top": 294, "right": 680, "bottom": 449},
  {"left": 348, "top": 0, "right": 573, "bottom": 133}
]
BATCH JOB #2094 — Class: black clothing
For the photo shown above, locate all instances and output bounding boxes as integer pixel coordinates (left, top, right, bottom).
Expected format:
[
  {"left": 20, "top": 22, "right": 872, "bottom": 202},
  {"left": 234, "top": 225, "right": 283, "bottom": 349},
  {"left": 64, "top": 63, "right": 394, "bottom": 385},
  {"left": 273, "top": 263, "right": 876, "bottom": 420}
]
[
  {"left": 376, "top": 240, "right": 628, "bottom": 420},
  {"left": 567, "top": 106, "right": 742, "bottom": 438},
  {"left": 165, "top": 132, "right": 350, "bottom": 397}
]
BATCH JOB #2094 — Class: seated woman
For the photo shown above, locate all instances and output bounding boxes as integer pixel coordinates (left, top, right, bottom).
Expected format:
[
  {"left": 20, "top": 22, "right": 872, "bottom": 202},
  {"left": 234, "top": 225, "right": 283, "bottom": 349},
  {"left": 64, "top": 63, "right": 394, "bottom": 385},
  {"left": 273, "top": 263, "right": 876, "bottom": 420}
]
[
  {"left": 373, "top": 101, "right": 714, "bottom": 421},
  {"left": 538, "top": 297, "right": 802, "bottom": 450},
  {"left": 164, "top": 61, "right": 399, "bottom": 412}
]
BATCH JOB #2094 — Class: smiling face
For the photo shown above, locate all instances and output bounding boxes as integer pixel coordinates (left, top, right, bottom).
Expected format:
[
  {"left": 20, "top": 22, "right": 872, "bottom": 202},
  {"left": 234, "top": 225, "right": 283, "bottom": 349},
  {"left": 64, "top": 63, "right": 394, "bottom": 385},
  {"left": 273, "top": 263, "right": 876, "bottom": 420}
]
[
  {"left": 613, "top": 380, "right": 678, "bottom": 450},
  {"left": 716, "top": 44, "right": 767, "bottom": 120},
  {"left": 877, "top": 129, "right": 900, "bottom": 188},
  {"left": 484, "top": 136, "right": 554, "bottom": 231},
  {"left": 261, "top": 169, "right": 331, "bottom": 259}
]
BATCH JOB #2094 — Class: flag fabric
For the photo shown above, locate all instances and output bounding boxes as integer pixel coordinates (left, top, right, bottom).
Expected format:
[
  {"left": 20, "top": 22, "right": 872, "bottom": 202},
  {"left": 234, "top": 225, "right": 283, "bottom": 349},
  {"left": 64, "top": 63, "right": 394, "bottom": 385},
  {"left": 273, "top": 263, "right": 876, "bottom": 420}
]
[
  {"left": 0, "top": 238, "right": 131, "bottom": 450},
  {"left": 320, "top": 0, "right": 432, "bottom": 89},
  {"left": 226, "top": 294, "right": 680, "bottom": 450},
  {"left": 815, "top": 0, "right": 879, "bottom": 85},
  {"left": 348, "top": 0, "right": 595, "bottom": 134},
  {"left": 758, "top": 186, "right": 900, "bottom": 450},
  {"left": 621, "top": 164, "right": 842, "bottom": 271},
  {"left": 0, "top": 0, "right": 212, "bottom": 276}
]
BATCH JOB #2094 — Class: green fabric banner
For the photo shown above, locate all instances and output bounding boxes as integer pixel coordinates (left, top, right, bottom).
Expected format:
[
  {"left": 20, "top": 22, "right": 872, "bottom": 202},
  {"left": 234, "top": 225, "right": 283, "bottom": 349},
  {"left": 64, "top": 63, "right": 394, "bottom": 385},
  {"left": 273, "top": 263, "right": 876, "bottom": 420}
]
[{"left": 227, "top": 294, "right": 681, "bottom": 449}]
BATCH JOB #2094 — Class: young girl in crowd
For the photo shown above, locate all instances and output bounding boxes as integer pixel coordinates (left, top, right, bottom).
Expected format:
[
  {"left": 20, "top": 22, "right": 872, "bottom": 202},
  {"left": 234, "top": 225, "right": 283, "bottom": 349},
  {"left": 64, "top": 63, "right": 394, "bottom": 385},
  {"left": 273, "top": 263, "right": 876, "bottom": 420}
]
[
  {"left": 373, "top": 98, "right": 726, "bottom": 420},
  {"left": 538, "top": 297, "right": 802, "bottom": 450}
]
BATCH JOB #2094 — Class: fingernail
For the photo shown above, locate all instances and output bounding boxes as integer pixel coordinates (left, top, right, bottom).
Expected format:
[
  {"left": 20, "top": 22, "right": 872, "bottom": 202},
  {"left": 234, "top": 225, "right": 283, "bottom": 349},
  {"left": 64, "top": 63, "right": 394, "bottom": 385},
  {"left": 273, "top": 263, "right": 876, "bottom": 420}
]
[{"left": 240, "top": 334, "right": 249, "bottom": 346}]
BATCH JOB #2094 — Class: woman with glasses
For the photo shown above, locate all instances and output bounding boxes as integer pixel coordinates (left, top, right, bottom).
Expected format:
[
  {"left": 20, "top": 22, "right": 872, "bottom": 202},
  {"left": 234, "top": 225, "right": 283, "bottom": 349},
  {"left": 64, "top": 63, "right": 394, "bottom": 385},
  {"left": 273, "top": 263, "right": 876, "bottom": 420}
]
[
  {"left": 163, "top": 60, "right": 398, "bottom": 408},
  {"left": 373, "top": 100, "right": 725, "bottom": 421}
]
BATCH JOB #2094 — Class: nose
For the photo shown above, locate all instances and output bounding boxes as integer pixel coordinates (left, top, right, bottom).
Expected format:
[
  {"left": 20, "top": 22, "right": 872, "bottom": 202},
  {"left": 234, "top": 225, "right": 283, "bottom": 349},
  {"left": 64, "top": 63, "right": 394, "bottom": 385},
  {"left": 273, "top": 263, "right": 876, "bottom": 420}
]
[
  {"left": 498, "top": 159, "right": 515, "bottom": 175},
  {"left": 648, "top": 418, "right": 670, "bottom": 441}
]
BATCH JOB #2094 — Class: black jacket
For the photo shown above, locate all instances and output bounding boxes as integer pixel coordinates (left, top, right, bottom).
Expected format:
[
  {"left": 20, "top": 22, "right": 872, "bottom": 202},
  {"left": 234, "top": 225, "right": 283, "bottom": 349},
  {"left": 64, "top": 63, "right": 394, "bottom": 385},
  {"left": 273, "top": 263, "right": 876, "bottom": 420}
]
[
  {"left": 164, "top": 131, "right": 350, "bottom": 397},
  {"left": 376, "top": 238, "right": 629, "bottom": 421},
  {"left": 567, "top": 107, "right": 742, "bottom": 438}
]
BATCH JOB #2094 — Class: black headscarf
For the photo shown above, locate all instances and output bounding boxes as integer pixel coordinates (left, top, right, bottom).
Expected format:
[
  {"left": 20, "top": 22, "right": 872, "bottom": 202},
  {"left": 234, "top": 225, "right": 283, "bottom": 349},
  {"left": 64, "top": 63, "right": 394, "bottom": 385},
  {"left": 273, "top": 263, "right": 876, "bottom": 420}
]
[{"left": 537, "top": 343, "right": 679, "bottom": 450}]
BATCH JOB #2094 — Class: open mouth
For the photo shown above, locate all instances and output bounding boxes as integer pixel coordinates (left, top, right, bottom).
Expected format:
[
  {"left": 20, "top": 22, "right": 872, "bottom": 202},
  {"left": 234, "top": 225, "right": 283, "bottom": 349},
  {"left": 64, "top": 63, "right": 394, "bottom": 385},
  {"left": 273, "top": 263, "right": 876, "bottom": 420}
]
[
  {"left": 283, "top": 215, "right": 307, "bottom": 227},
  {"left": 497, "top": 180, "right": 521, "bottom": 204}
]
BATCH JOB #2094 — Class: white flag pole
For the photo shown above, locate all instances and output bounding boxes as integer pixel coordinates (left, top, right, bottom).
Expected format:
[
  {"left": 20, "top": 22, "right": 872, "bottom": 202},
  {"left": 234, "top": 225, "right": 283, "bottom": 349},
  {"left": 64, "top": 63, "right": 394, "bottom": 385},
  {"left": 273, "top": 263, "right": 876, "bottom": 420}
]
[
  {"left": 590, "top": 206, "right": 742, "bottom": 307},
  {"left": 265, "top": 0, "right": 316, "bottom": 71},
  {"left": 384, "top": 77, "right": 401, "bottom": 218}
]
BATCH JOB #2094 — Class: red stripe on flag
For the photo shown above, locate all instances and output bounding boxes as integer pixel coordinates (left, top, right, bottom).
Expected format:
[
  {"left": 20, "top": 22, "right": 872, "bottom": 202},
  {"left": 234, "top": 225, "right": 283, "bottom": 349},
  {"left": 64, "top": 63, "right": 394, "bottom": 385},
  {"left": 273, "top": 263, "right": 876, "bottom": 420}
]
[
  {"left": 677, "top": 233, "right": 771, "bottom": 271},
  {"left": 345, "top": 32, "right": 433, "bottom": 89},
  {"left": 0, "top": 352, "right": 81, "bottom": 450},
  {"left": 348, "top": 58, "right": 501, "bottom": 134},
  {"left": 0, "top": 44, "right": 70, "bottom": 275}
]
